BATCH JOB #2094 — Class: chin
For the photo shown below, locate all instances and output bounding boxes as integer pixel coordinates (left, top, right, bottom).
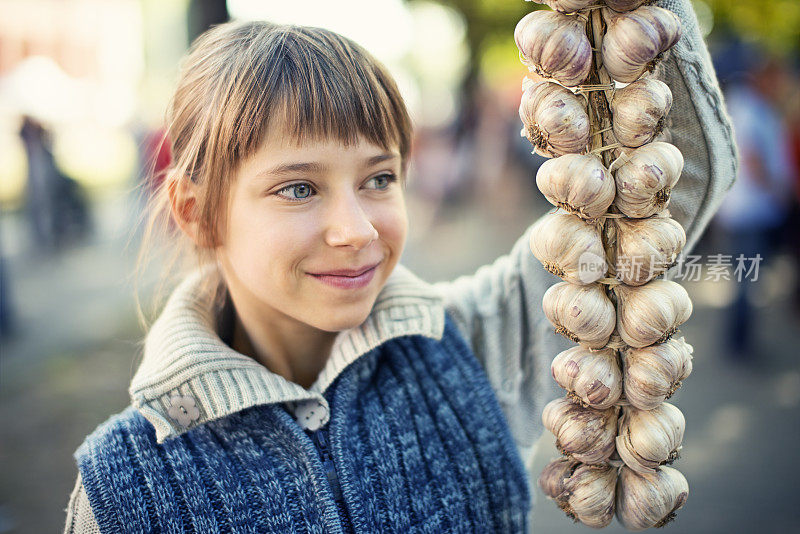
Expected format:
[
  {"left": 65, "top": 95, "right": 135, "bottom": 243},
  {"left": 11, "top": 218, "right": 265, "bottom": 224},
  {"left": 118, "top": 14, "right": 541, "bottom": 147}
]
[{"left": 311, "top": 303, "right": 374, "bottom": 332}]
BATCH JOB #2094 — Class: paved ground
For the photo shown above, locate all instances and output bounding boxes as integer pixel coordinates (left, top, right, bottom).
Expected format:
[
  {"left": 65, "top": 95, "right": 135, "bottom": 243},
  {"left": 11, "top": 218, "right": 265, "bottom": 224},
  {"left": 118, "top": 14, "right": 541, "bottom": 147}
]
[{"left": 2, "top": 184, "right": 799, "bottom": 533}]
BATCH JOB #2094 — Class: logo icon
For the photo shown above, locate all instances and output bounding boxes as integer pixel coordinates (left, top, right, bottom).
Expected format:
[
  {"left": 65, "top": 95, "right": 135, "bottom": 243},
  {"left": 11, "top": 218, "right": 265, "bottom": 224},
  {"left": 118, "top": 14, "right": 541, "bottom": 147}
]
[{"left": 578, "top": 252, "right": 607, "bottom": 284}]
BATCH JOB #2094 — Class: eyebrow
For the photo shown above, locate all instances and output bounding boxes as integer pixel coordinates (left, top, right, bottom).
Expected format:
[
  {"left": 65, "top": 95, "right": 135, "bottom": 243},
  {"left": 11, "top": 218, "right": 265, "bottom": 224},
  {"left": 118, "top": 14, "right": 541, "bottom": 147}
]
[{"left": 258, "top": 153, "right": 399, "bottom": 178}]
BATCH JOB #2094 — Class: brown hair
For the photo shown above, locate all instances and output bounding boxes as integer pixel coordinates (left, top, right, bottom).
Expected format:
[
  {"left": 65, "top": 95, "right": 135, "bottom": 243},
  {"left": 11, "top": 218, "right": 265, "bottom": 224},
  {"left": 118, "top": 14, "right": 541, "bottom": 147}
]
[{"left": 135, "top": 20, "right": 413, "bottom": 324}]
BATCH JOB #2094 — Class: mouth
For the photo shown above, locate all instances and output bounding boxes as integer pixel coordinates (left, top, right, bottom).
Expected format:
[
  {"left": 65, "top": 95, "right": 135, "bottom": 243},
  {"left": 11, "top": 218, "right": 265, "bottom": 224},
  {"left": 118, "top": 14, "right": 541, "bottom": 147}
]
[
  {"left": 309, "top": 261, "right": 382, "bottom": 278},
  {"left": 308, "top": 261, "right": 381, "bottom": 289}
]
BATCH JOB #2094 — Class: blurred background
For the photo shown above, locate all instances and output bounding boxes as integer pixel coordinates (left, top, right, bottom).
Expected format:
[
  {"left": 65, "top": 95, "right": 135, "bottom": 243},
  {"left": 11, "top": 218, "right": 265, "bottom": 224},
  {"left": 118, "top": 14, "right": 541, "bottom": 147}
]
[{"left": 1, "top": 0, "right": 799, "bottom": 532}]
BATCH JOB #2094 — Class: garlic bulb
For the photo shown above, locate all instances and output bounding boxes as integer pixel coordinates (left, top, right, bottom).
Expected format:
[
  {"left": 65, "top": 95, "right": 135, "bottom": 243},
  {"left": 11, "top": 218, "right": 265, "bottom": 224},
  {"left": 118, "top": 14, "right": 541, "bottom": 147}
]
[
  {"left": 616, "top": 403, "right": 685, "bottom": 474},
  {"left": 616, "top": 466, "right": 689, "bottom": 530},
  {"left": 623, "top": 337, "right": 693, "bottom": 410},
  {"left": 520, "top": 81, "right": 590, "bottom": 157},
  {"left": 611, "top": 78, "right": 673, "bottom": 148},
  {"left": 551, "top": 346, "right": 622, "bottom": 409},
  {"left": 535, "top": 154, "right": 615, "bottom": 220},
  {"left": 542, "top": 398, "right": 618, "bottom": 464},
  {"left": 613, "top": 142, "right": 684, "bottom": 218},
  {"left": 539, "top": 457, "right": 617, "bottom": 528},
  {"left": 615, "top": 215, "right": 686, "bottom": 286},
  {"left": 615, "top": 280, "right": 692, "bottom": 348},
  {"left": 515, "top": 11, "right": 592, "bottom": 86},
  {"left": 604, "top": 0, "right": 649, "bottom": 12},
  {"left": 530, "top": 213, "right": 607, "bottom": 285},
  {"left": 539, "top": 456, "right": 579, "bottom": 501},
  {"left": 528, "top": 0, "right": 597, "bottom": 13},
  {"left": 543, "top": 282, "right": 616, "bottom": 349},
  {"left": 602, "top": 6, "right": 682, "bottom": 83}
]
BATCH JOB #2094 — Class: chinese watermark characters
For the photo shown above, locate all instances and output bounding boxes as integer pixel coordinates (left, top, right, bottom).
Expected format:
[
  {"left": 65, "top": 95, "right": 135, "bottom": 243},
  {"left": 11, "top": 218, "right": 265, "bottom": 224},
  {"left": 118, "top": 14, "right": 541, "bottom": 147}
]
[{"left": 577, "top": 253, "right": 763, "bottom": 283}]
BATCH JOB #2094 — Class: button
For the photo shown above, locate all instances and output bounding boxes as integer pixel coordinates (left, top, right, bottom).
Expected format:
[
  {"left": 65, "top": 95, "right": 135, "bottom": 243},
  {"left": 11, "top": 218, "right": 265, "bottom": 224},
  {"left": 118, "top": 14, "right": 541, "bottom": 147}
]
[
  {"left": 293, "top": 398, "right": 329, "bottom": 431},
  {"left": 167, "top": 394, "right": 201, "bottom": 427}
]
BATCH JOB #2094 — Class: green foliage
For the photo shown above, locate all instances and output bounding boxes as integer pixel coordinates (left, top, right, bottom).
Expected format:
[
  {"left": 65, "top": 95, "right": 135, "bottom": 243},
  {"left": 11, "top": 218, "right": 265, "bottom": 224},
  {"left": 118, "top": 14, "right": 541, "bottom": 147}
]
[{"left": 704, "top": 0, "right": 800, "bottom": 56}]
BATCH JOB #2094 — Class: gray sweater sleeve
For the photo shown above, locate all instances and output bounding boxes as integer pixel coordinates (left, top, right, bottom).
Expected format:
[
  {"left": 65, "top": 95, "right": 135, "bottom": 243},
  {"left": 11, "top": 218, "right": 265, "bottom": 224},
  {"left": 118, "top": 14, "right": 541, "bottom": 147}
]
[
  {"left": 432, "top": 0, "right": 737, "bottom": 453},
  {"left": 63, "top": 474, "right": 102, "bottom": 534}
]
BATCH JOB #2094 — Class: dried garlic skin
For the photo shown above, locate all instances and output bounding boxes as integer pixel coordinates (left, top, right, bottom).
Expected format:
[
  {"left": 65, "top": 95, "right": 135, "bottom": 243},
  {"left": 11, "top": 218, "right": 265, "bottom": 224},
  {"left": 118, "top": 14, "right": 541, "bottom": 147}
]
[
  {"left": 615, "top": 279, "right": 693, "bottom": 348},
  {"left": 539, "top": 456, "right": 580, "bottom": 500},
  {"left": 551, "top": 346, "right": 622, "bottom": 409},
  {"left": 530, "top": 213, "right": 607, "bottom": 285},
  {"left": 614, "top": 215, "right": 686, "bottom": 286},
  {"left": 539, "top": 457, "right": 618, "bottom": 528},
  {"left": 527, "top": 0, "right": 598, "bottom": 13},
  {"left": 616, "top": 466, "right": 689, "bottom": 531},
  {"left": 604, "top": 0, "right": 649, "bottom": 12},
  {"left": 602, "top": 6, "right": 682, "bottom": 83},
  {"left": 611, "top": 78, "right": 673, "bottom": 147},
  {"left": 613, "top": 141, "right": 684, "bottom": 218},
  {"left": 543, "top": 282, "right": 616, "bottom": 349},
  {"left": 542, "top": 397, "right": 618, "bottom": 464},
  {"left": 623, "top": 337, "right": 693, "bottom": 410},
  {"left": 519, "top": 81, "right": 590, "bottom": 157},
  {"left": 616, "top": 403, "right": 685, "bottom": 474},
  {"left": 535, "top": 154, "right": 616, "bottom": 220}
]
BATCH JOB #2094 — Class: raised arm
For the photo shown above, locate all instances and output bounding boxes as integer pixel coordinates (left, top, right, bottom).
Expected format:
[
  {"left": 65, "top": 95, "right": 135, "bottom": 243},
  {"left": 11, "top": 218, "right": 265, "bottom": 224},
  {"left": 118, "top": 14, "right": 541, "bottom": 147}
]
[
  {"left": 433, "top": 0, "right": 736, "bottom": 453},
  {"left": 654, "top": 0, "right": 737, "bottom": 256}
]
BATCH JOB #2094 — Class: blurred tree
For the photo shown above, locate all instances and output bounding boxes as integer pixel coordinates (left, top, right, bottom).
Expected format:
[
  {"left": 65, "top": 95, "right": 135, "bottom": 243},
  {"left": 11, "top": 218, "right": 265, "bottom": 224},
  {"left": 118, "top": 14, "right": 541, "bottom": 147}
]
[
  {"left": 187, "top": 0, "right": 229, "bottom": 45},
  {"left": 704, "top": 0, "right": 800, "bottom": 56},
  {"left": 419, "top": 0, "right": 536, "bottom": 96}
]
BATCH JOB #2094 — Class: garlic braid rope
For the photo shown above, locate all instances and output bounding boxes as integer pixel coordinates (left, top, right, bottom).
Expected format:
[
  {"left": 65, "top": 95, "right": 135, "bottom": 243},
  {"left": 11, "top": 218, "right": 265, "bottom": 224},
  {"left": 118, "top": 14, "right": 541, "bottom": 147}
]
[{"left": 590, "top": 142, "right": 623, "bottom": 155}]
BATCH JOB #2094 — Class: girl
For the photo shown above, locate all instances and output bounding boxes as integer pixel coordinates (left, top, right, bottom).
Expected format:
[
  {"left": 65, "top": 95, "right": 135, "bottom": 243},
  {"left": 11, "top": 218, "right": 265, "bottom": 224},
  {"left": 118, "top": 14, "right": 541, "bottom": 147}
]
[{"left": 64, "top": 3, "right": 736, "bottom": 532}]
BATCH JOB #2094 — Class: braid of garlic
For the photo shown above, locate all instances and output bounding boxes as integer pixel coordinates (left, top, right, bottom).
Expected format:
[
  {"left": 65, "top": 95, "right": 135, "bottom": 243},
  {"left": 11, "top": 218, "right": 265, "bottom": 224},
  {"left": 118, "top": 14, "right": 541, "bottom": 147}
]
[{"left": 520, "top": 2, "right": 692, "bottom": 530}]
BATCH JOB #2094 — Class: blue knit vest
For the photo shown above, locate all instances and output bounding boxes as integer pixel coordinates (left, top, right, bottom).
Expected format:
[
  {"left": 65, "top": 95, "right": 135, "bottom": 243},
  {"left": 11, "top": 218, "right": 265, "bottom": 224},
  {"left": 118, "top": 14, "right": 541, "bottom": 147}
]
[{"left": 75, "top": 316, "right": 530, "bottom": 533}]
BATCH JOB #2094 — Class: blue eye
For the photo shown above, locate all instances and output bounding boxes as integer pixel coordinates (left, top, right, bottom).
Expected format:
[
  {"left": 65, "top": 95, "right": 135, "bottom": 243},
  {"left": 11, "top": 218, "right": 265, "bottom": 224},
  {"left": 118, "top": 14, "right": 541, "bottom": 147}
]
[
  {"left": 277, "top": 183, "right": 315, "bottom": 201},
  {"left": 368, "top": 173, "right": 398, "bottom": 189}
]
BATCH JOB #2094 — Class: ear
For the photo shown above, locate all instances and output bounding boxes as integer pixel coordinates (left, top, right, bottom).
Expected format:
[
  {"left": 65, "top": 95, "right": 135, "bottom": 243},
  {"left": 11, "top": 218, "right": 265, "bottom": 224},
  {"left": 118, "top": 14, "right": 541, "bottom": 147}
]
[{"left": 168, "top": 176, "right": 208, "bottom": 247}]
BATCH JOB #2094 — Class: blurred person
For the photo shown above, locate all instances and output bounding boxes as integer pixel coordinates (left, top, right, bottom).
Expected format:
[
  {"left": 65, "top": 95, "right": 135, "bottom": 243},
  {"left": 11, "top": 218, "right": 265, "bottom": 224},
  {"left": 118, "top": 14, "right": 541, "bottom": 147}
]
[
  {"left": 19, "top": 116, "right": 59, "bottom": 251},
  {"left": 141, "top": 127, "right": 172, "bottom": 196},
  {"left": 405, "top": 126, "right": 462, "bottom": 228},
  {"left": 63, "top": 3, "right": 736, "bottom": 531},
  {"left": 714, "top": 57, "right": 794, "bottom": 360},
  {"left": 781, "top": 61, "right": 800, "bottom": 315},
  {"left": 133, "top": 125, "right": 173, "bottom": 201},
  {"left": 470, "top": 84, "right": 528, "bottom": 219},
  {"left": 18, "top": 116, "right": 91, "bottom": 253},
  {"left": 0, "top": 253, "right": 13, "bottom": 339}
]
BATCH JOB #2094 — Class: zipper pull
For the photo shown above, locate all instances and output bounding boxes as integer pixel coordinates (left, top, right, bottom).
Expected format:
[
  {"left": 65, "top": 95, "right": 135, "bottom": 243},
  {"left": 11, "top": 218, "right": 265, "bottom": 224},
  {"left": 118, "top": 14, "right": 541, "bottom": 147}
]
[{"left": 310, "top": 430, "right": 343, "bottom": 500}]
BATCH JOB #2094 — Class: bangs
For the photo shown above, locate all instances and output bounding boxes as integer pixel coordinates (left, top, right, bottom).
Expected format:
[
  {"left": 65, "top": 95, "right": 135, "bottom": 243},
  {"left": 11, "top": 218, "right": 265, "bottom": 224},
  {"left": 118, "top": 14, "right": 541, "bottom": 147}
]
[{"left": 231, "top": 24, "right": 411, "bottom": 165}]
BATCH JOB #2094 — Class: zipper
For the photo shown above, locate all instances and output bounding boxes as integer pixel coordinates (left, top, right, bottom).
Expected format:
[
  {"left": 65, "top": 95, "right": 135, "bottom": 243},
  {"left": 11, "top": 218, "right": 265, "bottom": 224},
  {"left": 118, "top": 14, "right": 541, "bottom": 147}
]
[{"left": 307, "top": 426, "right": 355, "bottom": 533}]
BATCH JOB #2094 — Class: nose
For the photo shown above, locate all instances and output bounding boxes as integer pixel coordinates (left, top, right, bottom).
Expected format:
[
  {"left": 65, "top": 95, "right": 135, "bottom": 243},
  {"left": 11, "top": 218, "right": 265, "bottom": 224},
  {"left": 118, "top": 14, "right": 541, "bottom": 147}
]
[{"left": 323, "top": 191, "right": 379, "bottom": 250}]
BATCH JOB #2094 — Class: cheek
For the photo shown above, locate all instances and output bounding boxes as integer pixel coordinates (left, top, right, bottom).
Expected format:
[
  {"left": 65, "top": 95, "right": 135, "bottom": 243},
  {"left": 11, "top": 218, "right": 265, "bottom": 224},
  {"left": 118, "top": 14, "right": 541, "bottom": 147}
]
[
  {"left": 224, "top": 204, "right": 316, "bottom": 285},
  {"left": 370, "top": 196, "right": 408, "bottom": 249}
]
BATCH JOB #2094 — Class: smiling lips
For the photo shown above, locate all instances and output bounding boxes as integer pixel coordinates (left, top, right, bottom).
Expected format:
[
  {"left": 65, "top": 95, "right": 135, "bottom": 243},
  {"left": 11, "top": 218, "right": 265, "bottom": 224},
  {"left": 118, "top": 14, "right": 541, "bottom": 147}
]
[
  {"left": 309, "top": 261, "right": 381, "bottom": 289},
  {"left": 310, "top": 261, "right": 381, "bottom": 277}
]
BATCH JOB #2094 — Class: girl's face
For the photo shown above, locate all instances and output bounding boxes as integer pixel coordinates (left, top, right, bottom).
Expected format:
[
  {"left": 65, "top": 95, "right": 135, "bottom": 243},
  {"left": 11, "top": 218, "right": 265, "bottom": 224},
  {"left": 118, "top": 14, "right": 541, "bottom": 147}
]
[{"left": 215, "top": 127, "right": 408, "bottom": 333}]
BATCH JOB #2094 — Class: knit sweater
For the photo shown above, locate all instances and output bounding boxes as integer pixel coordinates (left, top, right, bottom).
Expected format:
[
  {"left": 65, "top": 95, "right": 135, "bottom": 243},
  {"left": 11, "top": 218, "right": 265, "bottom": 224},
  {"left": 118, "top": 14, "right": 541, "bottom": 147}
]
[
  {"left": 65, "top": 0, "right": 737, "bottom": 530},
  {"left": 73, "top": 313, "right": 530, "bottom": 533}
]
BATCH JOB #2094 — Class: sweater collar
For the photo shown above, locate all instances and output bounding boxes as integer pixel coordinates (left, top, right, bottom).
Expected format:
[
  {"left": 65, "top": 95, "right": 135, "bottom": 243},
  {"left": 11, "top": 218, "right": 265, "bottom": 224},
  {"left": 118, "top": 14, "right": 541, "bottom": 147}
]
[{"left": 129, "top": 263, "right": 445, "bottom": 443}]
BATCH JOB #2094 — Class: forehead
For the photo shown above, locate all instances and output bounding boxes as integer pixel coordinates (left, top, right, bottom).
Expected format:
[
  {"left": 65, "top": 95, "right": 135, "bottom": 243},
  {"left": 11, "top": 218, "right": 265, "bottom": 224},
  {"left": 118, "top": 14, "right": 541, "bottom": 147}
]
[{"left": 257, "top": 118, "right": 400, "bottom": 161}]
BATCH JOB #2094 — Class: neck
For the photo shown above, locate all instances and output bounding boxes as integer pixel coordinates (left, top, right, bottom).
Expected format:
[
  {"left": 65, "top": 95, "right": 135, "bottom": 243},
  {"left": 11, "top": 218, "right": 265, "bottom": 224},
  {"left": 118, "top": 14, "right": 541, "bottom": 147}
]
[{"left": 226, "top": 295, "right": 337, "bottom": 391}]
